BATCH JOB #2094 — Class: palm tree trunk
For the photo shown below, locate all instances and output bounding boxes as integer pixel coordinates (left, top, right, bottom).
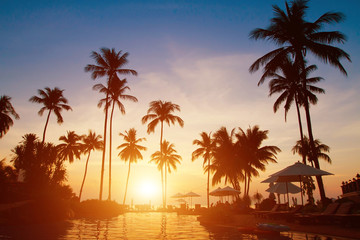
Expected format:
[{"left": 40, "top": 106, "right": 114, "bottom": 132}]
[
  {"left": 247, "top": 176, "right": 251, "bottom": 196},
  {"left": 165, "top": 161, "right": 167, "bottom": 209},
  {"left": 295, "top": 97, "right": 306, "bottom": 164},
  {"left": 79, "top": 151, "right": 91, "bottom": 201},
  {"left": 160, "top": 121, "right": 165, "bottom": 209},
  {"left": 99, "top": 92, "right": 109, "bottom": 201},
  {"left": 108, "top": 100, "right": 115, "bottom": 201},
  {"left": 123, "top": 161, "right": 131, "bottom": 205},
  {"left": 42, "top": 110, "right": 52, "bottom": 143},
  {"left": 207, "top": 157, "right": 210, "bottom": 208},
  {"left": 297, "top": 53, "right": 326, "bottom": 202},
  {"left": 303, "top": 100, "right": 326, "bottom": 201},
  {"left": 244, "top": 172, "right": 247, "bottom": 198}
]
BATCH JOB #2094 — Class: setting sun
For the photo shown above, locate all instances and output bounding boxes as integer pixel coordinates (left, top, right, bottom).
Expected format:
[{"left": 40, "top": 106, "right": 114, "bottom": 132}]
[{"left": 137, "top": 180, "right": 159, "bottom": 199}]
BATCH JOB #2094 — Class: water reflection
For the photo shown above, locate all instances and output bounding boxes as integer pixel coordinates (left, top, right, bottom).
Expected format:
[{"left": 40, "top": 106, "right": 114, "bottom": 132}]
[
  {"left": 0, "top": 213, "right": 354, "bottom": 240},
  {"left": 160, "top": 214, "right": 167, "bottom": 239}
]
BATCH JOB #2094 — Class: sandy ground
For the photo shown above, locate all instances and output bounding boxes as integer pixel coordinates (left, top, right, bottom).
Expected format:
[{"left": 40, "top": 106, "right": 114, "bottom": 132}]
[{"left": 231, "top": 214, "right": 360, "bottom": 239}]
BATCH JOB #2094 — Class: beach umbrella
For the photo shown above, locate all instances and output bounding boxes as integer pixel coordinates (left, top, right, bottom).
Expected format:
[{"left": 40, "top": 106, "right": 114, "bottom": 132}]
[
  {"left": 171, "top": 193, "right": 185, "bottom": 198},
  {"left": 261, "top": 175, "right": 312, "bottom": 183},
  {"left": 271, "top": 162, "right": 333, "bottom": 178},
  {"left": 209, "top": 187, "right": 223, "bottom": 204},
  {"left": 266, "top": 182, "right": 301, "bottom": 194},
  {"left": 174, "top": 198, "right": 187, "bottom": 207},
  {"left": 217, "top": 186, "right": 241, "bottom": 203},
  {"left": 219, "top": 186, "right": 241, "bottom": 196},
  {"left": 265, "top": 162, "right": 333, "bottom": 205},
  {"left": 183, "top": 191, "right": 200, "bottom": 208},
  {"left": 209, "top": 187, "right": 223, "bottom": 196}
]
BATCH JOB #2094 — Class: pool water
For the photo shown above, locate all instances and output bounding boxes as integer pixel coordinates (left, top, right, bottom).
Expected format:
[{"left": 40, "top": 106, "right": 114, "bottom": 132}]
[{"left": 0, "top": 212, "right": 355, "bottom": 239}]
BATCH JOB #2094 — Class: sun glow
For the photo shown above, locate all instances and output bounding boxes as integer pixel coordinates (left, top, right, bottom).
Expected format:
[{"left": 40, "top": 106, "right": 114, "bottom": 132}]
[{"left": 137, "top": 179, "right": 159, "bottom": 199}]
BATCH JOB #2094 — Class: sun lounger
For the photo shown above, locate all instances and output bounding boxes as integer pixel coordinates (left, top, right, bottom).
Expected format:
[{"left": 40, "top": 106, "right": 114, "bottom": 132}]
[
  {"left": 315, "top": 202, "right": 353, "bottom": 224},
  {"left": 295, "top": 202, "right": 340, "bottom": 225},
  {"left": 267, "top": 205, "right": 303, "bottom": 221},
  {"left": 252, "top": 204, "right": 285, "bottom": 219}
]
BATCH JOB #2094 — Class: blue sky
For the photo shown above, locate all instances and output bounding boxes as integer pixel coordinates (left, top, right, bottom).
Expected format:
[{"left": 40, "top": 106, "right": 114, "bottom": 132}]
[{"left": 1, "top": 0, "right": 359, "bottom": 205}]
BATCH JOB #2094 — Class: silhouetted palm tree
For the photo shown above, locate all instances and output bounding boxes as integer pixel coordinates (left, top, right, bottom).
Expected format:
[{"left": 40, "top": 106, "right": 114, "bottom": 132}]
[
  {"left": 264, "top": 57, "right": 324, "bottom": 164},
  {"left": 94, "top": 77, "right": 138, "bottom": 200},
  {"left": 142, "top": 100, "right": 184, "bottom": 208},
  {"left": 150, "top": 140, "right": 181, "bottom": 208},
  {"left": 79, "top": 130, "right": 103, "bottom": 201},
  {"left": 118, "top": 128, "right": 146, "bottom": 205},
  {"left": 11, "top": 134, "right": 66, "bottom": 189},
  {"left": 57, "top": 131, "right": 82, "bottom": 163},
  {"left": 85, "top": 47, "right": 137, "bottom": 200},
  {"left": 236, "top": 126, "right": 280, "bottom": 196},
  {"left": 29, "top": 87, "right": 72, "bottom": 143},
  {"left": 211, "top": 127, "right": 242, "bottom": 191},
  {"left": 249, "top": 0, "right": 350, "bottom": 201},
  {"left": 0, "top": 95, "right": 20, "bottom": 138},
  {"left": 192, "top": 132, "right": 215, "bottom": 208},
  {"left": 292, "top": 136, "right": 331, "bottom": 166}
]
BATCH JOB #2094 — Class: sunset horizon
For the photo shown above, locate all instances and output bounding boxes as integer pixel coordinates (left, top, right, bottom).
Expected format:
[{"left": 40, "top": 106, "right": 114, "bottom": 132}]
[{"left": 1, "top": 2, "right": 360, "bottom": 239}]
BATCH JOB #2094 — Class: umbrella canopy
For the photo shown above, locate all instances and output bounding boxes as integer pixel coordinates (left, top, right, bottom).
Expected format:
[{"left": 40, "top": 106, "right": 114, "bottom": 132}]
[
  {"left": 217, "top": 186, "right": 241, "bottom": 196},
  {"left": 271, "top": 162, "right": 333, "bottom": 178},
  {"left": 209, "top": 187, "right": 223, "bottom": 196},
  {"left": 261, "top": 175, "right": 313, "bottom": 183},
  {"left": 263, "top": 161, "right": 333, "bottom": 206},
  {"left": 171, "top": 193, "right": 185, "bottom": 198},
  {"left": 266, "top": 182, "right": 301, "bottom": 194},
  {"left": 183, "top": 191, "right": 200, "bottom": 197}
]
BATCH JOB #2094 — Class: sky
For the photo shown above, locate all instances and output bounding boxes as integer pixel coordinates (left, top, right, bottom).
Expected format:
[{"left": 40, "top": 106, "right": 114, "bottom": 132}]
[{"left": 1, "top": 0, "right": 359, "bottom": 207}]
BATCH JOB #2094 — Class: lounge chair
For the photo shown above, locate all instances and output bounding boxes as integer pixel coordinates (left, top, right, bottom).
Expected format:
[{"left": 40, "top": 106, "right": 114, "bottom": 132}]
[
  {"left": 295, "top": 202, "right": 340, "bottom": 225},
  {"left": 267, "top": 205, "right": 303, "bottom": 221},
  {"left": 252, "top": 204, "right": 285, "bottom": 219},
  {"left": 327, "top": 202, "right": 355, "bottom": 226}
]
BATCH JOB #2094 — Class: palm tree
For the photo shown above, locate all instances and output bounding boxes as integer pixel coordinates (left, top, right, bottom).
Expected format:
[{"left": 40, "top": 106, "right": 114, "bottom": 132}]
[
  {"left": 249, "top": 0, "right": 350, "bottom": 201},
  {"left": 79, "top": 130, "right": 103, "bottom": 201},
  {"left": 117, "top": 128, "right": 146, "bottom": 205},
  {"left": 292, "top": 136, "right": 331, "bottom": 166},
  {"left": 264, "top": 57, "right": 325, "bottom": 164},
  {"left": 192, "top": 132, "right": 215, "bottom": 208},
  {"left": 235, "top": 126, "right": 280, "bottom": 196},
  {"left": 11, "top": 133, "right": 67, "bottom": 189},
  {"left": 57, "top": 131, "right": 82, "bottom": 163},
  {"left": 85, "top": 47, "right": 137, "bottom": 200},
  {"left": 211, "top": 127, "right": 243, "bottom": 191},
  {"left": 150, "top": 140, "right": 181, "bottom": 208},
  {"left": 0, "top": 95, "right": 20, "bottom": 138},
  {"left": 93, "top": 77, "right": 138, "bottom": 200},
  {"left": 142, "top": 100, "right": 184, "bottom": 208},
  {"left": 29, "top": 87, "right": 72, "bottom": 143}
]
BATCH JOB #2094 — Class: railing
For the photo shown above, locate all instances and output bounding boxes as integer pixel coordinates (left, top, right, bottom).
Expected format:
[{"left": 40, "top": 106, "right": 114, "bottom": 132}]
[{"left": 341, "top": 174, "right": 360, "bottom": 195}]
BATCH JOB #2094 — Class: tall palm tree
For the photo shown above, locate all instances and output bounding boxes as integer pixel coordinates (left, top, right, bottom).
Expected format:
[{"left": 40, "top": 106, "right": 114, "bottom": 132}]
[
  {"left": 264, "top": 57, "right": 325, "bottom": 164},
  {"left": 93, "top": 77, "right": 138, "bottom": 200},
  {"left": 79, "top": 130, "right": 103, "bottom": 201},
  {"left": 142, "top": 100, "right": 184, "bottom": 208},
  {"left": 150, "top": 140, "right": 181, "bottom": 208},
  {"left": 118, "top": 128, "right": 146, "bottom": 205},
  {"left": 85, "top": 47, "right": 137, "bottom": 200},
  {"left": 29, "top": 87, "right": 72, "bottom": 143},
  {"left": 0, "top": 95, "right": 20, "bottom": 138},
  {"left": 292, "top": 136, "right": 331, "bottom": 166},
  {"left": 249, "top": 0, "right": 350, "bottom": 201},
  {"left": 57, "top": 131, "right": 82, "bottom": 163},
  {"left": 192, "top": 132, "right": 215, "bottom": 208},
  {"left": 235, "top": 126, "right": 280, "bottom": 196}
]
